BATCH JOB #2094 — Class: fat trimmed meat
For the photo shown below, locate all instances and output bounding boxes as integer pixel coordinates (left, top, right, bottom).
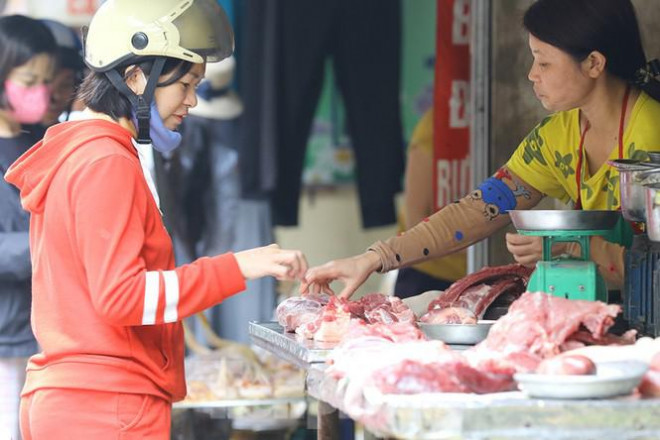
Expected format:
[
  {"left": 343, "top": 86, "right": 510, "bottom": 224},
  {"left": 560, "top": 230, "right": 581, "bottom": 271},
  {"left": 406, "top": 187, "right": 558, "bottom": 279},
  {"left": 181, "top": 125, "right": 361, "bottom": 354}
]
[{"left": 472, "top": 292, "right": 626, "bottom": 372}]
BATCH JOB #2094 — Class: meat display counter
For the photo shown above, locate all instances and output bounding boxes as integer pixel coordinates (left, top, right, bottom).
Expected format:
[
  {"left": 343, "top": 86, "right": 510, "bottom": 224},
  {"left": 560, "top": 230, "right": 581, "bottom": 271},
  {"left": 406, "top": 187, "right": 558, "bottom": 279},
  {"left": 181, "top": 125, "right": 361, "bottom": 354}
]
[
  {"left": 306, "top": 364, "right": 660, "bottom": 439},
  {"left": 249, "top": 320, "right": 344, "bottom": 439},
  {"left": 249, "top": 321, "right": 660, "bottom": 440},
  {"left": 171, "top": 397, "right": 306, "bottom": 437}
]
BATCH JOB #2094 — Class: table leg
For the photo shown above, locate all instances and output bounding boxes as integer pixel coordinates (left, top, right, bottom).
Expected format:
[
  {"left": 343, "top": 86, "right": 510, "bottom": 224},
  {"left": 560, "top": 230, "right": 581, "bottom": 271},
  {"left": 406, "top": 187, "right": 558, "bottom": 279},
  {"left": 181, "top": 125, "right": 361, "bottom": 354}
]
[{"left": 317, "top": 400, "right": 340, "bottom": 440}]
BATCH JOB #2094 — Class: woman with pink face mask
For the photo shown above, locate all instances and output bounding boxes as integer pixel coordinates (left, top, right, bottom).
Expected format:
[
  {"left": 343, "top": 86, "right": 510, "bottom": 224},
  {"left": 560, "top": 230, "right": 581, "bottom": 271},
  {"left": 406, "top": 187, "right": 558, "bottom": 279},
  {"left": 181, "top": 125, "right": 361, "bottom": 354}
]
[{"left": 0, "top": 15, "right": 55, "bottom": 440}]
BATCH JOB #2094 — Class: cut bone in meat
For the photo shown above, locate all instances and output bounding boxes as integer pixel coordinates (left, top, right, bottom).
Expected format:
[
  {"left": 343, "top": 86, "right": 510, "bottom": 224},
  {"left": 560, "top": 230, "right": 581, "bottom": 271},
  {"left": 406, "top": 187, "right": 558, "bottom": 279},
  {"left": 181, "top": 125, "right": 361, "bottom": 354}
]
[
  {"left": 430, "top": 264, "right": 533, "bottom": 308},
  {"left": 452, "top": 278, "right": 523, "bottom": 318},
  {"left": 422, "top": 264, "right": 532, "bottom": 321}
]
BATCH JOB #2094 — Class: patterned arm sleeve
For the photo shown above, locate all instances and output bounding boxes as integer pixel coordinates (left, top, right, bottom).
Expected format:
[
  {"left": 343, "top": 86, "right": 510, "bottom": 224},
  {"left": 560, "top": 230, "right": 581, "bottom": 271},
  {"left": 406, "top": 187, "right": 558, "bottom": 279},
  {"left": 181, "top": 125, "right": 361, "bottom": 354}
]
[{"left": 369, "top": 167, "right": 544, "bottom": 272}]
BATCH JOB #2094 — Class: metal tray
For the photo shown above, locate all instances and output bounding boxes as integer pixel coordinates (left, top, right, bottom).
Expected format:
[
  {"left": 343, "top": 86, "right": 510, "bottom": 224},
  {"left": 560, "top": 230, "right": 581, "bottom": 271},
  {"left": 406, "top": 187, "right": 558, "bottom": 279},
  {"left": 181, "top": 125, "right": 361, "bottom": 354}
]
[
  {"left": 514, "top": 360, "right": 648, "bottom": 400},
  {"left": 248, "top": 321, "right": 336, "bottom": 369},
  {"left": 509, "top": 210, "right": 620, "bottom": 232},
  {"left": 418, "top": 320, "right": 495, "bottom": 345}
]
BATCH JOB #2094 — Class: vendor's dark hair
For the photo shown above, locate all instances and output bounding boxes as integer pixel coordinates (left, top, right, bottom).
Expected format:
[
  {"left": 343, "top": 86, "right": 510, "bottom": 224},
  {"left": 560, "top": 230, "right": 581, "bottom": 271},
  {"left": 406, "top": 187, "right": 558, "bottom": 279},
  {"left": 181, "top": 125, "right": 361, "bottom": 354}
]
[
  {"left": 0, "top": 15, "right": 57, "bottom": 109},
  {"left": 78, "top": 57, "right": 193, "bottom": 120},
  {"left": 523, "top": 0, "right": 660, "bottom": 101}
]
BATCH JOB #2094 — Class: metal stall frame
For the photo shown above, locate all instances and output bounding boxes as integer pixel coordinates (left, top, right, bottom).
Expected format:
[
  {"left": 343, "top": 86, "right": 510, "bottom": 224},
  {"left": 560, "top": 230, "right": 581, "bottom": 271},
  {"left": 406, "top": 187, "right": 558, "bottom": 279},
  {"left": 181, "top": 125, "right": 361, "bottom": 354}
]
[{"left": 467, "top": 0, "right": 491, "bottom": 273}]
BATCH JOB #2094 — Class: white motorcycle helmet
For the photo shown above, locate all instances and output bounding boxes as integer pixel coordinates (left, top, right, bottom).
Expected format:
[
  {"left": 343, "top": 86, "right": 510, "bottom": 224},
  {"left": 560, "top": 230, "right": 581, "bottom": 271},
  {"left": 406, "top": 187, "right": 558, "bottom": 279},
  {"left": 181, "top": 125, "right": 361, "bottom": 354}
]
[{"left": 83, "top": 0, "right": 234, "bottom": 143}]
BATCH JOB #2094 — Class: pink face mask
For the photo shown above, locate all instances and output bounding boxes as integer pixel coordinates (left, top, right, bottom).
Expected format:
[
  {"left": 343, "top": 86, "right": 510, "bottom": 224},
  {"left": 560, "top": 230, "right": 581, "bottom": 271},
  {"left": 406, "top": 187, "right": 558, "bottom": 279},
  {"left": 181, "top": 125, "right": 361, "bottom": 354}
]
[{"left": 4, "top": 80, "right": 51, "bottom": 124}]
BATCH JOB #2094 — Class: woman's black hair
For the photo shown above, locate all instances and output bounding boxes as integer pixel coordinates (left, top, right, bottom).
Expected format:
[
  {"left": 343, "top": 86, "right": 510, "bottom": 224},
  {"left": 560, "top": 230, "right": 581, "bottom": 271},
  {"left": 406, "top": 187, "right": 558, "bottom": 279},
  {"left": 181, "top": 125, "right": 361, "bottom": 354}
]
[
  {"left": 0, "top": 15, "right": 57, "bottom": 109},
  {"left": 57, "top": 47, "right": 87, "bottom": 83},
  {"left": 523, "top": 0, "right": 660, "bottom": 101},
  {"left": 77, "top": 57, "right": 194, "bottom": 120}
]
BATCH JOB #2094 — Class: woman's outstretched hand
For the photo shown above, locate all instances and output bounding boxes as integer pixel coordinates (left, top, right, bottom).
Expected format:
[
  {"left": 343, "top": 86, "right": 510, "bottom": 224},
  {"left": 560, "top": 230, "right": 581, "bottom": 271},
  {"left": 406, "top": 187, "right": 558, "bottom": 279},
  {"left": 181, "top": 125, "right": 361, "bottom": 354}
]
[
  {"left": 234, "top": 244, "right": 308, "bottom": 281},
  {"left": 299, "top": 251, "right": 382, "bottom": 299}
]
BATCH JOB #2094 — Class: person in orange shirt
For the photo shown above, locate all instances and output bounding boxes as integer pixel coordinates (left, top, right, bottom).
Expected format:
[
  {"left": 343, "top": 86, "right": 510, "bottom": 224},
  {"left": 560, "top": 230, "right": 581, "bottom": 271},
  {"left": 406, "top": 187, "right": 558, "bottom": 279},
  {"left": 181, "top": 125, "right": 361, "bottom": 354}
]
[{"left": 5, "top": 1, "right": 308, "bottom": 439}]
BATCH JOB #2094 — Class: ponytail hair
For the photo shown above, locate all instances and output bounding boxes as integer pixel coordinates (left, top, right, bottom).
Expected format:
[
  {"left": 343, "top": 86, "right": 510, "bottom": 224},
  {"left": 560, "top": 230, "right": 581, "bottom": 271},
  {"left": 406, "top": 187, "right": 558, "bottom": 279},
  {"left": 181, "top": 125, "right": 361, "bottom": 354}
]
[
  {"left": 634, "top": 60, "right": 660, "bottom": 101},
  {"left": 523, "top": 0, "right": 660, "bottom": 102}
]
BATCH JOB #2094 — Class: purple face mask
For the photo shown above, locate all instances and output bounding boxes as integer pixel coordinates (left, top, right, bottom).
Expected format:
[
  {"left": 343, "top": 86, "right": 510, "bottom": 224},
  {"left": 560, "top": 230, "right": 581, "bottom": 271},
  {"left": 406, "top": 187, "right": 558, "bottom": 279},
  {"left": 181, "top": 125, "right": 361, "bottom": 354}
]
[{"left": 4, "top": 80, "right": 51, "bottom": 124}]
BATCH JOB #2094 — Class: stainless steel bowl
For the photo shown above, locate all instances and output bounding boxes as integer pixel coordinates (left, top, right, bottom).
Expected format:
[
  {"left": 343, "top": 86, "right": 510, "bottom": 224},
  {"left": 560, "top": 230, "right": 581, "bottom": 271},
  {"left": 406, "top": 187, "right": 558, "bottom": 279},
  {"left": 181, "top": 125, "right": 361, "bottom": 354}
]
[
  {"left": 419, "top": 320, "right": 494, "bottom": 345},
  {"left": 509, "top": 210, "right": 620, "bottom": 232},
  {"left": 610, "top": 159, "right": 653, "bottom": 222}
]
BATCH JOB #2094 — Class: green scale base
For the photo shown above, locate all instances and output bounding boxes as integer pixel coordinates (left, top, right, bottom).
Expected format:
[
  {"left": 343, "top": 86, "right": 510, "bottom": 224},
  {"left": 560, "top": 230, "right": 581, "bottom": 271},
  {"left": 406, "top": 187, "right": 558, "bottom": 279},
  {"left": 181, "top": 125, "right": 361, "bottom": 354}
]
[{"left": 519, "top": 230, "right": 609, "bottom": 302}]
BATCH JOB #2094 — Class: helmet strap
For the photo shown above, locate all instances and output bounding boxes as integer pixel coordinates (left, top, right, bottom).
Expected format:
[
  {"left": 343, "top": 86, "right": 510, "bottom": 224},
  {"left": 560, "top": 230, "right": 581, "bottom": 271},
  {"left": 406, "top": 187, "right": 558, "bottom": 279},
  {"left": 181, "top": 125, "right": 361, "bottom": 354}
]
[{"left": 104, "top": 57, "right": 166, "bottom": 144}]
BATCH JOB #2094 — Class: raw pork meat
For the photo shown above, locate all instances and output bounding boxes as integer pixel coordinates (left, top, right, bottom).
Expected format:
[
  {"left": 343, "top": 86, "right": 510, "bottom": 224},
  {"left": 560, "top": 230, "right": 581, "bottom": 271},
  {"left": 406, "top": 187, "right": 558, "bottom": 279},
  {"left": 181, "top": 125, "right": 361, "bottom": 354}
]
[
  {"left": 280, "top": 293, "right": 417, "bottom": 343},
  {"left": 325, "top": 335, "right": 516, "bottom": 421},
  {"left": 422, "top": 264, "right": 532, "bottom": 321},
  {"left": 429, "top": 264, "right": 533, "bottom": 309},
  {"left": 471, "top": 292, "right": 628, "bottom": 372},
  {"left": 370, "top": 355, "right": 514, "bottom": 395},
  {"left": 309, "top": 296, "right": 352, "bottom": 343},
  {"left": 536, "top": 354, "right": 596, "bottom": 375},
  {"left": 276, "top": 294, "right": 329, "bottom": 331},
  {"left": 354, "top": 293, "right": 416, "bottom": 325},
  {"left": 343, "top": 320, "right": 426, "bottom": 343},
  {"left": 452, "top": 278, "right": 523, "bottom": 317}
]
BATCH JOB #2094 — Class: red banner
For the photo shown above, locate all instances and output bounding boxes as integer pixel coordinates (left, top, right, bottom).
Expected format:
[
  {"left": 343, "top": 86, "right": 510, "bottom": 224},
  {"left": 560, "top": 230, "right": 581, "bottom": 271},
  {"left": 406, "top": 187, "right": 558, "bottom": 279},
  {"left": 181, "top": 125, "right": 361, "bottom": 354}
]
[{"left": 433, "top": 0, "right": 471, "bottom": 211}]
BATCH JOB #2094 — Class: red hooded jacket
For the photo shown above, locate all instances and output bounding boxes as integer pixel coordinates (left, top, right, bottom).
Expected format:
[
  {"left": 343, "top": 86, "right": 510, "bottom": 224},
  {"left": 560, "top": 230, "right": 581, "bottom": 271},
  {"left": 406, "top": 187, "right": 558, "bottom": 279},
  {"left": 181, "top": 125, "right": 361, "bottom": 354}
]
[{"left": 5, "top": 119, "right": 245, "bottom": 402}]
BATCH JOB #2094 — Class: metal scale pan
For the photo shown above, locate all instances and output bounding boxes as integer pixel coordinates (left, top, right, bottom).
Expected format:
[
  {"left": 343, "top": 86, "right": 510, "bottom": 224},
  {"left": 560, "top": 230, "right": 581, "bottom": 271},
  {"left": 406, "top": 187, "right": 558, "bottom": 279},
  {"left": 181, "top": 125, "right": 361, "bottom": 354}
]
[
  {"left": 508, "top": 210, "right": 621, "bottom": 302},
  {"left": 509, "top": 210, "right": 620, "bottom": 234}
]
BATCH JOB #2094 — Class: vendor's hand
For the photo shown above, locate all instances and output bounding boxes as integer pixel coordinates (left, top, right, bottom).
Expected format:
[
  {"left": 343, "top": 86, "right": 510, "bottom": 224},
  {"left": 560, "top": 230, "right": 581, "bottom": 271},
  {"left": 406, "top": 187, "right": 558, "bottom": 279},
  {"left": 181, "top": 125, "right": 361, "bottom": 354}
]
[
  {"left": 234, "top": 244, "right": 308, "bottom": 281},
  {"left": 505, "top": 233, "right": 543, "bottom": 267},
  {"left": 506, "top": 233, "right": 569, "bottom": 266},
  {"left": 299, "top": 251, "right": 382, "bottom": 299}
]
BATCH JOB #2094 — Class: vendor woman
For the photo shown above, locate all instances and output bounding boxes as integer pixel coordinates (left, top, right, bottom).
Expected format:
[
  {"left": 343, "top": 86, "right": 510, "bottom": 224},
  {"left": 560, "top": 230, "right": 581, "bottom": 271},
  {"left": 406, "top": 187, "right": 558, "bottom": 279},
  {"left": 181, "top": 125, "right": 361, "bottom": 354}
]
[{"left": 303, "top": 0, "right": 660, "bottom": 299}]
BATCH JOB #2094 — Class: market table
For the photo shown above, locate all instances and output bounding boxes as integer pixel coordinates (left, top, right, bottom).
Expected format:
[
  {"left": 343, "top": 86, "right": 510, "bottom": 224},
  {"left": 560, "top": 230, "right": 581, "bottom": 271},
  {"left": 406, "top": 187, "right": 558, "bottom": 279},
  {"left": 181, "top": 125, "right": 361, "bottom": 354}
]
[
  {"left": 172, "top": 397, "right": 306, "bottom": 437},
  {"left": 307, "top": 364, "right": 660, "bottom": 439},
  {"left": 249, "top": 321, "right": 342, "bottom": 439},
  {"left": 249, "top": 321, "right": 660, "bottom": 440}
]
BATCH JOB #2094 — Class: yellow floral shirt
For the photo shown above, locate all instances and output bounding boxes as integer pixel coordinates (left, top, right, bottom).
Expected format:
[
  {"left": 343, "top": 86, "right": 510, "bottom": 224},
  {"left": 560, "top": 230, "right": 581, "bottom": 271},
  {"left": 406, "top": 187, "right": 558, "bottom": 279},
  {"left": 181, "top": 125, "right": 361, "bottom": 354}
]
[{"left": 507, "top": 92, "right": 660, "bottom": 210}]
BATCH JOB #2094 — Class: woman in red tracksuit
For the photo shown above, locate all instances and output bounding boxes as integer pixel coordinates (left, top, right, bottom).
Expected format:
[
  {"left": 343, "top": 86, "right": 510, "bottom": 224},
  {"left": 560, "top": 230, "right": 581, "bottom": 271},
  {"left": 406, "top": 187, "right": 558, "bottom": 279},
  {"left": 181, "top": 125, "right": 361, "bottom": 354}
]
[{"left": 5, "top": 1, "right": 308, "bottom": 438}]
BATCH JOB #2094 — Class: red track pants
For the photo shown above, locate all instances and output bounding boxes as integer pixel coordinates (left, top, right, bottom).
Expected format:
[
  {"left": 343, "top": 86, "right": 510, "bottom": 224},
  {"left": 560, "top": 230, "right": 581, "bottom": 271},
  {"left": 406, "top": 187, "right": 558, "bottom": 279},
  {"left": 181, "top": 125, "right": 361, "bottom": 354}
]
[{"left": 20, "top": 388, "right": 171, "bottom": 439}]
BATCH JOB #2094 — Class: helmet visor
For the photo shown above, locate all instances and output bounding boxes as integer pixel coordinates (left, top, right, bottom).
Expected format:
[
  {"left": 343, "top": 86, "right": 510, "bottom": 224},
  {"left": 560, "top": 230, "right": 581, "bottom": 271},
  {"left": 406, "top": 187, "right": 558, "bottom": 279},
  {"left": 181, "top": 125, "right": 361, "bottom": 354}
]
[{"left": 172, "top": 0, "right": 234, "bottom": 63}]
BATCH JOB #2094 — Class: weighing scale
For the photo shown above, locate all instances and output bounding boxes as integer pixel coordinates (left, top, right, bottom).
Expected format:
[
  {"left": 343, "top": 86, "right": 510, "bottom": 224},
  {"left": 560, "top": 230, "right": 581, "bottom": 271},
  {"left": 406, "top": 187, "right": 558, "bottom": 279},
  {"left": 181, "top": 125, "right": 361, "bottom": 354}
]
[{"left": 509, "top": 210, "right": 621, "bottom": 302}]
